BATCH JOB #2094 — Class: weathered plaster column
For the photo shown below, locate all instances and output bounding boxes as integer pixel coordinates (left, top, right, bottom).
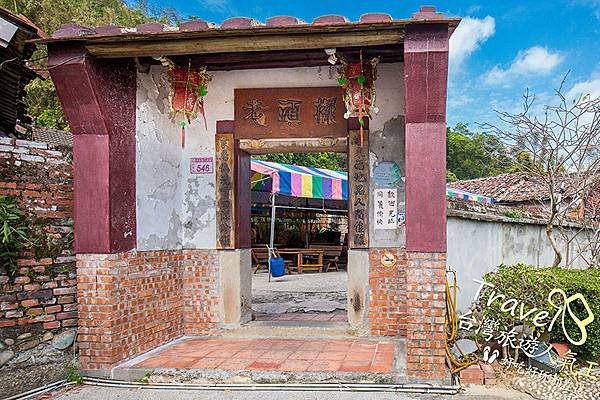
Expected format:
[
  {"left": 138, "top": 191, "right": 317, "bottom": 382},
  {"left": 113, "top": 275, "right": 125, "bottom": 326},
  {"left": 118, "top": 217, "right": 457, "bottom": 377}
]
[
  {"left": 347, "top": 119, "right": 370, "bottom": 332},
  {"left": 48, "top": 43, "right": 136, "bottom": 253},
  {"left": 403, "top": 8, "right": 450, "bottom": 382},
  {"left": 48, "top": 40, "right": 138, "bottom": 372},
  {"left": 214, "top": 121, "right": 252, "bottom": 328}
]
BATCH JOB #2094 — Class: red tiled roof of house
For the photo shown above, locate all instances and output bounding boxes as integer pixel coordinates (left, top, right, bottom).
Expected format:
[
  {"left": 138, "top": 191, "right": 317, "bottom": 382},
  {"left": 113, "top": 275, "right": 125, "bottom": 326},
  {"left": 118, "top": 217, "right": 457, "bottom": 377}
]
[
  {"left": 449, "top": 172, "right": 600, "bottom": 205},
  {"left": 448, "top": 173, "right": 549, "bottom": 203}
]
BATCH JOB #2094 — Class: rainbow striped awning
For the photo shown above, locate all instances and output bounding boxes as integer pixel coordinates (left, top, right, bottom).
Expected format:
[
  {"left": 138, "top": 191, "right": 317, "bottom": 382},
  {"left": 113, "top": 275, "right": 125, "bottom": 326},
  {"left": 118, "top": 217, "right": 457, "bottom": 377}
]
[
  {"left": 446, "top": 187, "right": 495, "bottom": 204},
  {"left": 251, "top": 160, "right": 348, "bottom": 200}
]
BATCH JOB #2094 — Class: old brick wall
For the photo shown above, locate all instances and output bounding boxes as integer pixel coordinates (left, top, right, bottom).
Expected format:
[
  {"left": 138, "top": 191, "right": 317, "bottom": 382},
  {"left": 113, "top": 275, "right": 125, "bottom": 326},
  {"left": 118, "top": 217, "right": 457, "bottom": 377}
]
[
  {"left": 368, "top": 248, "right": 407, "bottom": 337},
  {"left": 77, "top": 249, "right": 219, "bottom": 371},
  {"left": 0, "top": 137, "right": 76, "bottom": 396},
  {"left": 405, "top": 252, "right": 447, "bottom": 381}
]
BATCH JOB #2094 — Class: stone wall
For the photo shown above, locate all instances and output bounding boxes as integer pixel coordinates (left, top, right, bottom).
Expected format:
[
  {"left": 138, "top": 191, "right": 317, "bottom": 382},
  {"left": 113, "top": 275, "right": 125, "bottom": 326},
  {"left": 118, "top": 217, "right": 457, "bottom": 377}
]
[
  {"left": 0, "top": 137, "right": 76, "bottom": 397},
  {"left": 77, "top": 249, "right": 219, "bottom": 372}
]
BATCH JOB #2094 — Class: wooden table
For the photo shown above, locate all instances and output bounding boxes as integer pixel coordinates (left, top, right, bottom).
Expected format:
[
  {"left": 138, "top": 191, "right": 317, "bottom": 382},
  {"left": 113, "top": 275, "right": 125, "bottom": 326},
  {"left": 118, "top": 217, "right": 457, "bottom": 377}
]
[{"left": 277, "top": 249, "right": 324, "bottom": 274}]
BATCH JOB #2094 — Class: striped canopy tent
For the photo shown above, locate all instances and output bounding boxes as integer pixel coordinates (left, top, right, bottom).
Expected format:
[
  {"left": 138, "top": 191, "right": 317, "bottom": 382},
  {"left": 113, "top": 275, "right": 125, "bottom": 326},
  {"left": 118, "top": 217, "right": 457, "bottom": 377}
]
[
  {"left": 251, "top": 160, "right": 348, "bottom": 200},
  {"left": 446, "top": 187, "right": 494, "bottom": 204}
]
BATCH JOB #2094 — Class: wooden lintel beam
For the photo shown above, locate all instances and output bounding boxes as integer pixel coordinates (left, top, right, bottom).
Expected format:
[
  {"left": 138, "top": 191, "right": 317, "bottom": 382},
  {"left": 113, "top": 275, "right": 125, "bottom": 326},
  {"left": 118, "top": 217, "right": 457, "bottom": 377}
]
[
  {"left": 85, "top": 30, "right": 404, "bottom": 58},
  {"left": 239, "top": 138, "right": 348, "bottom": 155}
]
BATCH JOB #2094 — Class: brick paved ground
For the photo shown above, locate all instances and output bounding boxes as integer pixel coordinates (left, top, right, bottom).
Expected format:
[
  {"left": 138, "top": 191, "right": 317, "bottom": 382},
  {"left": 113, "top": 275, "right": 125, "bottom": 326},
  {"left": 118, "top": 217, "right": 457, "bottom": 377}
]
[{"left": 131, "top": 338, "right": 395, "bottom": 373}]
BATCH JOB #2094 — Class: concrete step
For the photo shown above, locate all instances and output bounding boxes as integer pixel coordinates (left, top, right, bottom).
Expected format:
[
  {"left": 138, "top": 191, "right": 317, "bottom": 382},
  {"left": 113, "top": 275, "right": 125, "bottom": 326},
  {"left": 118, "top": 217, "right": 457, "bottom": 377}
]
[{"left": 219, "top": 321, "right": 362, "bottom": 339}]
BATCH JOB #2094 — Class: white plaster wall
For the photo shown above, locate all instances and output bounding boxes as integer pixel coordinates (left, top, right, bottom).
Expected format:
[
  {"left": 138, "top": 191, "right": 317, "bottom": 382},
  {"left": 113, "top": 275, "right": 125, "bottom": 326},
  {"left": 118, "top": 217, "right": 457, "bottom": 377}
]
[
  {"left": 448, "top": 216, "right": 593, "bottom": 312},
  {"left": 136, "top": 63, "right": 405, "bottom": 250},
  {"left": 368, "top": 63, "right": 406, "bottom": 247},
  {"left": 136, "top": 66, "right": 184, "bottom": 250}
]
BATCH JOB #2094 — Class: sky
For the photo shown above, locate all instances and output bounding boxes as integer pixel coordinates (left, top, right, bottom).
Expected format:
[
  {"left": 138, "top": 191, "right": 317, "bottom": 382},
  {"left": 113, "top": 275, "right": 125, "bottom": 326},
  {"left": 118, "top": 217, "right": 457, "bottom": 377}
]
[{"left": 137, "top": 0, "right": 600, "bottom": 129}]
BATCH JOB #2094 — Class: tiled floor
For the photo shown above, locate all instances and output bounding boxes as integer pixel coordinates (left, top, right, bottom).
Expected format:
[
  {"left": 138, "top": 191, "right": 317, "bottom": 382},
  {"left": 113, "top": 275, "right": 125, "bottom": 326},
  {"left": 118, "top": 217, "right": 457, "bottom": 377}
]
[
  {"left": 131, "top": 338, "right": 395, "bottom": 373},
  {"left": 254, "top": 312, "right": 347, "bottom": 322}
]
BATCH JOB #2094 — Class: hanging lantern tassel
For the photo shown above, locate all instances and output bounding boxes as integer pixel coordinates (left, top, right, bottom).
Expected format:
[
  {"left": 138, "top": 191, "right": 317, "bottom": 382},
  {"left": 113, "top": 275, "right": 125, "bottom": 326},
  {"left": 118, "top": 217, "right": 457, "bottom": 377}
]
[
  {"left": 181, "top": 121, "right": 186, "bottom": 148},
  {"left": 357, "top": 73, "right": 366, "bottom": 147}
]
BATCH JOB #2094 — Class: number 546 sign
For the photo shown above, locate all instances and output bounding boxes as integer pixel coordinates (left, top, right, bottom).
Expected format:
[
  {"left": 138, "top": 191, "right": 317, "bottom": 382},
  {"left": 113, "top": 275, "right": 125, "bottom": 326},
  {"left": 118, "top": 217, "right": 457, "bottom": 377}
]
[{"left": 190, "top": 157, "right": 214, "bottom": 174}]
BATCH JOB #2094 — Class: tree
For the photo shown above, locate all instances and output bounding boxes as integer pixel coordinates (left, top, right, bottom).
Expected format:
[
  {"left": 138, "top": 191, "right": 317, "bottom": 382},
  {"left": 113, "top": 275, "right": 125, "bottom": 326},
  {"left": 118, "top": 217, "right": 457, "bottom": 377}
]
[
  {"left": 482, "top": 80, "right": 600, "bottom": 268},
  {"left": 446, "top": 123, "right": 516, "bottom": 181},
  {"left": 1, "top": 0, "right": 179, "bottom": 130},
  {"left": 255, "top": 153, "right": 346, "bottom": 171}
]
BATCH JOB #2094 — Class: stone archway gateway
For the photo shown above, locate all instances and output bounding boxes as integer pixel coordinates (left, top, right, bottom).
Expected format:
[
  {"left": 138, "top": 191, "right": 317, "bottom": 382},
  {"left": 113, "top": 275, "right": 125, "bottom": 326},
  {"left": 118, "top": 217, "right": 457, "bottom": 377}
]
[{"left": 43, "top": 6, "right": 457, "bottom": 383}]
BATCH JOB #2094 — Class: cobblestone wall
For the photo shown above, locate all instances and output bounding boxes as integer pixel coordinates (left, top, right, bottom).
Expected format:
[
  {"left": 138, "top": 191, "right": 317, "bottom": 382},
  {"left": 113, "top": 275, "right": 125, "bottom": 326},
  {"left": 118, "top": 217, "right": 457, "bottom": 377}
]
[{"left": 0, "top": 137, "right": 76, "bottom": 397}]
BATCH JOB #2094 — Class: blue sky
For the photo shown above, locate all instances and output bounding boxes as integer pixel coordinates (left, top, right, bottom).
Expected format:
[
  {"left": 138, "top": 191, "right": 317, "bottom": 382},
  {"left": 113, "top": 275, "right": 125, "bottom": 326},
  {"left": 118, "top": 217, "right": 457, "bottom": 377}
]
[{"left": 139, "top": 0, "right": 600, "bottom": 129}]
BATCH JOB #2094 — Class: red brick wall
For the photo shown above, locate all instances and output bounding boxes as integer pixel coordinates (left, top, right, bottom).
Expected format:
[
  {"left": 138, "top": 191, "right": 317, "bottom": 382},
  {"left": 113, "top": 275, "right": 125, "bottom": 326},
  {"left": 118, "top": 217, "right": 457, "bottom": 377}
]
[
  {"left": 0, "top": 137, "right": 76, "bottom": 339},
  {"left": 182, "top": 250, "right": 220, "bottom": 335},
  {"left": 368, "top": 248, "right": 407, "bottom": 337},
  {"left": 77, "top": 249, "right": 219, "bottom": 370},
  {"left": 405, "top": 252, "right": 447, "bottom": 380}
]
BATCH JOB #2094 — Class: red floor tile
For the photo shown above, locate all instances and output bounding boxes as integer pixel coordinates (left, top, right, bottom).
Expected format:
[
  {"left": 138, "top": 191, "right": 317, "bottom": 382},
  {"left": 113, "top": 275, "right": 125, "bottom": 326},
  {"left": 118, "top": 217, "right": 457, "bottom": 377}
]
[
  {"left": 278, "top": 359, "right": 312, "bottom": 371},
  {"left": 317, "top": 351, "right": 346, "bottom": 361},
  {"left": 191, "top": 357, "right": 225, "bottom": 369},
  {"left": 129, "top": 337, "right": 395, "bottom": 374},
  {"left": 248, "top": 360, "right": 283, "bottom": 370},
  {"left": 288, "top": 350, "right": 319, "bottom": 360},
  {"left": 218, "top": 358, "right": 254, "bottom": 370},
  {"left": 340, "top": 360, "right": 372, "bottom": 372},
  {"left": 307, "top": 360, "right": 342, "bottom": 372}
]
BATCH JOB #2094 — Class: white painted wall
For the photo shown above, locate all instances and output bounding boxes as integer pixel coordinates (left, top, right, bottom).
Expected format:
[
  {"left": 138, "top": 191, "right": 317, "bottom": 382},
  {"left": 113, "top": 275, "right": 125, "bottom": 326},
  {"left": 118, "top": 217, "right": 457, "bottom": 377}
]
[
  {"left": 136, "top": 66, "right": 184, "bottom": 250},
  {"left": 136, "top": 63, "right": 405, "bottom": 250},
  {"left": 448, "top": 215, "right": 593, "bottom": 312}
]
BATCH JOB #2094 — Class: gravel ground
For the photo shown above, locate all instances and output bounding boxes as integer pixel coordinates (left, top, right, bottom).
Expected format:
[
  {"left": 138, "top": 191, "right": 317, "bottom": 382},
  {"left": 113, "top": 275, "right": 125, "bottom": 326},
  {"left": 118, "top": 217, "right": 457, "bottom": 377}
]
[
  {"left": 252, "top": 271, "right": 347, "bottom": 292},
  {"left": 252, "top": 271, "right": 347, "bottom": 314}
]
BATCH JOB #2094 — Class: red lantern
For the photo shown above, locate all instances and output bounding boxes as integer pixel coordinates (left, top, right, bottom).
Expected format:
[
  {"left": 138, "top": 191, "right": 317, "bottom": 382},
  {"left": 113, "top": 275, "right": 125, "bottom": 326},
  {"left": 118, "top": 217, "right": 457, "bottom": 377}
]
[{"left": 168, "top": 63, "right": 212, "bottom": 148}]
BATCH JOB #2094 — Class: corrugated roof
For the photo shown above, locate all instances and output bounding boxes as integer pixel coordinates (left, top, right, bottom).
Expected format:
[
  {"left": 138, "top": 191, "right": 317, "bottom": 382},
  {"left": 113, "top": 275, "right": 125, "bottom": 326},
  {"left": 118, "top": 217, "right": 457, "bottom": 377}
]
[{"left": 0, "top": 7, "right": 43, "bottom": 134}]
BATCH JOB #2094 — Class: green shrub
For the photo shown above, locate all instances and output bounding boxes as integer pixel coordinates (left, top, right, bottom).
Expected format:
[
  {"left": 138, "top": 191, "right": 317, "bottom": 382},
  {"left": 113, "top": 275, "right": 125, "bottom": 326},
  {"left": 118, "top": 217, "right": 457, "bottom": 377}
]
[
  {"left": 478, "top": 264, "right": 600, "bottom": 361},
  {"left": 0, "top": 196, "right": 38, "bottom": 276}
]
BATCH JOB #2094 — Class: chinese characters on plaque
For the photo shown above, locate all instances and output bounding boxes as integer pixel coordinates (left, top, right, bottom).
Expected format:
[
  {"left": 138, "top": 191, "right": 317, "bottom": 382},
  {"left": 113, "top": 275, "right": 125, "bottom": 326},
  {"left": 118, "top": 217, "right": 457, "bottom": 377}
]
[
  {"left": 374, "top": 188, "right": 397, "bottom": 230},
  {"left": 234, "top": 87, "right": 346, "bottom": 139},
  {"left": 277, "top": 99, "right": 302, "bottom": 125},
  {"left": 215, "top": 135, "right": 234, "bottom": 248},
  {"left": 348, "top": 130, "right": 369, "bottom": 248}
]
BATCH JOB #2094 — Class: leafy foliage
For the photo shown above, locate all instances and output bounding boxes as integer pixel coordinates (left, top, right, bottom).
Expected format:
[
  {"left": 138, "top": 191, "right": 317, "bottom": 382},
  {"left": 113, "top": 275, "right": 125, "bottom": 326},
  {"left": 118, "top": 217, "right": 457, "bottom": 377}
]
[
  {"left": 255, "top": 152, "right": 346, "bottom": 171},
  {"left": 66, "top": 362, "right": 84, "bottom": 384},
  {"left": 446, "top": 123, "right": 518, "bottom": 181},
  {"left": 0, "top": 196, "right": 38, "bottom": 276},
  {"left": 479, "top": 264, "right": 600, "bottom": 360},
  {"left": 1, "top": 0, "right": 179, "bottom": 131}
]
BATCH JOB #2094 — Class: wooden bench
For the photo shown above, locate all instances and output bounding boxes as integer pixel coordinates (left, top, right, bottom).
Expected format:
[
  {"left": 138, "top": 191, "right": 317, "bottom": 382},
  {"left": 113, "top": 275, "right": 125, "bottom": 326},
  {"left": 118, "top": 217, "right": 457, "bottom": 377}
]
[
  {"left": 251, "top": 247, "right": 270, "bottom": 274},
  {"left": 309, "top": 245, "right": 344, "bottom": 272}
]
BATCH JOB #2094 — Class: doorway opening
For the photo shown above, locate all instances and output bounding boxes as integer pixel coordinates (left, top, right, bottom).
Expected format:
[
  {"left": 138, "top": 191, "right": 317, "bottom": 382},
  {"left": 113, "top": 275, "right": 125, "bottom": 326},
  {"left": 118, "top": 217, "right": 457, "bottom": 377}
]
[{"left": 248, "top": 152, "right": 349, "bottom": 327}]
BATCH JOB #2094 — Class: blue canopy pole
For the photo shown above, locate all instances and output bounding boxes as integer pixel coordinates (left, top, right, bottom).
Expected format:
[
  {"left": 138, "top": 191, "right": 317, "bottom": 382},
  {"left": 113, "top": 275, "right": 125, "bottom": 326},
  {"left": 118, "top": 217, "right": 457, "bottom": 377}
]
[{"left": 268, "top": 192, "right": 276, "bottom": 282}]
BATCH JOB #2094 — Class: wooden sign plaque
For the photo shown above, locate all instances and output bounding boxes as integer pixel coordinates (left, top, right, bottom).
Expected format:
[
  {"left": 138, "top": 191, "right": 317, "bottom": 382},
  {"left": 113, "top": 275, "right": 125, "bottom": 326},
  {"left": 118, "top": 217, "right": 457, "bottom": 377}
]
[{"left": 234, "top": 87, "right": 346, "bottom": 139}]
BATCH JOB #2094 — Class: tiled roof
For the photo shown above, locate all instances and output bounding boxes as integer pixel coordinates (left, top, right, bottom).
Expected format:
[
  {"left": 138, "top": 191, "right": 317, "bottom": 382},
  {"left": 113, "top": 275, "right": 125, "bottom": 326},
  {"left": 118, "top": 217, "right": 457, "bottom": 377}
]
[
  {"left": 448, "top": 173, "right": 551, "bottom": 203},
  {"left": 31, "top": 126, "right": 72, "bottom": 147},
  {"left": 448, "top": 172, "right": 600, "bottom": 204},
  {"left": 48, "top": 6, "right": 452, "bottom": 40}
]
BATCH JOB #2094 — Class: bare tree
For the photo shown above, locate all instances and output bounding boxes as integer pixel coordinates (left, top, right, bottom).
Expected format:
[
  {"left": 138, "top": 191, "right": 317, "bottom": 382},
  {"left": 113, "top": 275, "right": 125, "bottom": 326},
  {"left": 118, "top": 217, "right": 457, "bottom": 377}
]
[
  {"left": 482, "top": 78, "right": 600, "bottom": 267},
  {"left": 567, "top": 187, "right": 600, "bottom": 268}
]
